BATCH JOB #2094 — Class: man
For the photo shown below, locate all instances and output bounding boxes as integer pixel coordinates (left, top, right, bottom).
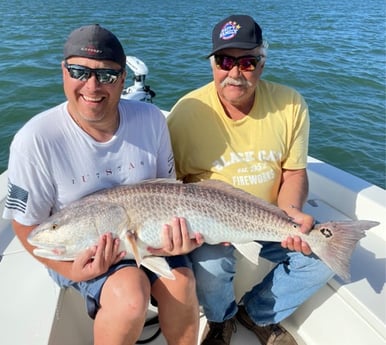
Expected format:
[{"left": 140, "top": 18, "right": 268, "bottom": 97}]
[
  {"left": 168, "top": 15, "right": 334, "bottom": 345},
  {"left": 3, "top": 24, "right": 201, "bottom": 345}
]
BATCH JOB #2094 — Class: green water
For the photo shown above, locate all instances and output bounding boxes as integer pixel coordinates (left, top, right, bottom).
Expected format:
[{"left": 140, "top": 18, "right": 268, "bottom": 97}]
[{"left": 1, "top": 0, "right": 385, "bottom": 188}]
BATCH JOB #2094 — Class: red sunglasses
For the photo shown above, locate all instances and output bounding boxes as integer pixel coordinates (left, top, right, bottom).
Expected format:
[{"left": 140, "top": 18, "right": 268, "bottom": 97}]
[{"left": 214, "top": 55, "right": 263, "bottom": 72}]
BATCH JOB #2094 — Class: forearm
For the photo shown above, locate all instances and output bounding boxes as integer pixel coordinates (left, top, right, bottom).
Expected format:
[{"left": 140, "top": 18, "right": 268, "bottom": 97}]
[
  {"left": 277, "top": 168, "right": 313, "bottom": 253},
  {"left": 277, "top": 168, "right": 309, "bottom": 214}
]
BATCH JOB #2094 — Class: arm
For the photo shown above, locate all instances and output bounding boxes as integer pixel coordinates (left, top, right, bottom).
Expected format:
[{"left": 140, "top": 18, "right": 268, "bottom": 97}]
[
  {"left": 277, "top": 168, "right": 313, "bottom": 255},
  {"left": 12, "top": 220, "right": 125, "bottom": 282}
]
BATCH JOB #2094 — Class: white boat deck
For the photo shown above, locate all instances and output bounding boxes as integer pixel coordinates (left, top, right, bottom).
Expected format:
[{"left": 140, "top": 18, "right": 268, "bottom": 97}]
[{"left": 0, "top": 158, "right": 385, "bottom": 345}]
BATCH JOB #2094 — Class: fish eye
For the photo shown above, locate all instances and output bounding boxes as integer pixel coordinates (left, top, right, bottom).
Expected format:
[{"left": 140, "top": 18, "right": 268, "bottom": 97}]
[{"left": 51, "top": 223, "right": 58, "bottom": 230}]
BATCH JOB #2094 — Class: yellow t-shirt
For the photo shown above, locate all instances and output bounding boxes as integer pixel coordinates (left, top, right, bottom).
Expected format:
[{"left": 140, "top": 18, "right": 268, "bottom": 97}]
[{"left": 167, "top": 80, "right": 309, "bottom": 204}]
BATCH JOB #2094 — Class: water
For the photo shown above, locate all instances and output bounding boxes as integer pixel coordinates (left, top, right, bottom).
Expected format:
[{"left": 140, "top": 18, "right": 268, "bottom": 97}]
[{"left": 1, "top": 0, "right": 385, "bottom": 188}]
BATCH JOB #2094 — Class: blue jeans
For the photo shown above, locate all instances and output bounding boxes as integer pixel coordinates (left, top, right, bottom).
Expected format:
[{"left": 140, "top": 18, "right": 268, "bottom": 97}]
[{"left": 189, "top": 242, "right": 334, "bottom": 325}]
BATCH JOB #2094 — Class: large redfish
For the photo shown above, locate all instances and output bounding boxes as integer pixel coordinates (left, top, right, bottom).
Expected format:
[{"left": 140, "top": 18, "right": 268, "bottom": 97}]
[{"left": 28, "top": 179, "right": 380, "bottom": 281}]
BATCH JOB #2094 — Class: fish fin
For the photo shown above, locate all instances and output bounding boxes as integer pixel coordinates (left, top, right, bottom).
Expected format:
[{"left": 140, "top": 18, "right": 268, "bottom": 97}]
[
  {"left": 126, "top": 231, "right": 142, "bottom": 267},
  {"left": 233, "top": 242, "right": 261, "bottom": 266},
  {"left": 312, "top": 220, "right": 379, "bottom": 282},
  {"left": 141, "top": 256, "right": 176, "bottom": 280}
]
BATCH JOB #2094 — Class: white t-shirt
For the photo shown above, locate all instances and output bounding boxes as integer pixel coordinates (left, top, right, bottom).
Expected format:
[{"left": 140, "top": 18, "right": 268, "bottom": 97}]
[{"left": 3, "top": 99, "right": 175, "bottom": 226}]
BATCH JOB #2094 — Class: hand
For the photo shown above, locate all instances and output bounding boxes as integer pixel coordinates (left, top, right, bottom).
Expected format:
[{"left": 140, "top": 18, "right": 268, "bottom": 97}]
[
  {"left": 281, "top": 209, "right": 314, "bottom": 255},
  {"left": 281, "top": 235, "right": 312, "bottom": 255},
  {"left": 70, "top": 232, "right": 126, "bottom": 282},
  {"left": 147, "top": 217, "right": 204, "bottom": 256}
]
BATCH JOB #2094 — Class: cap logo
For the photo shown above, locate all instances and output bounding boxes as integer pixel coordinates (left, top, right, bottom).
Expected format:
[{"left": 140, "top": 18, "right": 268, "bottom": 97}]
[
  {"left": 219, "top": 21, "right": 241, "bottom": 41},
  {"left": 80, "top": 45, "right": 102, "bottom": 56}
]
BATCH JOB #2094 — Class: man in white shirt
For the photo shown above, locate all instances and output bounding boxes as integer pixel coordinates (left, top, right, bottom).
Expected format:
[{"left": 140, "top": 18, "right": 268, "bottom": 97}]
[{"left": 3, "top": 24, "right": 201, "bottom": 345}]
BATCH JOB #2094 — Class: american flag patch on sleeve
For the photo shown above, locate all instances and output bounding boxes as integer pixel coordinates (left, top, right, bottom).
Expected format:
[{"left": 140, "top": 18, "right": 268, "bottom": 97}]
[{"left": 5, "top": 182, "right": 29, "bottom": 213}]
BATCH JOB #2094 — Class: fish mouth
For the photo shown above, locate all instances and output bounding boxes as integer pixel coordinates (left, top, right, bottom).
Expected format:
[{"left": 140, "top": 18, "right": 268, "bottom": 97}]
[
  {"left": 27, "top": 236, "right": 61, "bottom": 248},
  {"left": 30, "top": 243, "right": 69, "bottom": 260},
  {"left": 33, "top": 247, "right": 74, "bottom": 260}
]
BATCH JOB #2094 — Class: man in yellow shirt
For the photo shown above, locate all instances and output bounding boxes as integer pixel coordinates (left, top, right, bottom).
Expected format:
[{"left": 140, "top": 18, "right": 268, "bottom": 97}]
[{"left": 168, "top": 15, "right": 334, "bottom": 345}]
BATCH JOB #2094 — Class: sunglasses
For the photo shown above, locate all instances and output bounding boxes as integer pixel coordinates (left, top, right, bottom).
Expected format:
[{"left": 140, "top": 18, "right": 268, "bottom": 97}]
[
  {"left": 214, "top": 55, "right": 264, "bottom": 72},
  {"left": 64, "top": 62, "right": 124, "bottom": 84}
]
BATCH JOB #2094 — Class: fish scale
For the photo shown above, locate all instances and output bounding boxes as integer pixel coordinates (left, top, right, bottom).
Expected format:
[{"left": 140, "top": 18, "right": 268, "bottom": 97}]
[
  {"left": 28, "top": 179, "right": 380, "bottom": 281},
  {"left": 95, "top": 182, "right": 291, "bottom": 245},
  {"left": 121, "top": 181, "right": 297, "bottom": 245}
]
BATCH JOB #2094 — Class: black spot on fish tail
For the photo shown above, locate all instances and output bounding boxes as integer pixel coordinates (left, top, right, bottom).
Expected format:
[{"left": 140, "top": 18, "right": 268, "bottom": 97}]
[
  {"left": 312, "top": 220, "right": 379, "bottom": 282},
  {"left": 320, "top": 227, "right": 333, "bottom": 238}
]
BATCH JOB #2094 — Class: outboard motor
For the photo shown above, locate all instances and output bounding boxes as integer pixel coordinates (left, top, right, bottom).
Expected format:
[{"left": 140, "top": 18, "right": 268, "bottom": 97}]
[{"left": 121, "top": 56, "right": 156, "bottom": 102}]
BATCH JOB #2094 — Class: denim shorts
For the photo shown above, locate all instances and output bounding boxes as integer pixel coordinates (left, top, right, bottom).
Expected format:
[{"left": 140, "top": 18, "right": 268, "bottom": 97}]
[{"left": 48, "top": 255, "right": 191, "bottom": 319}]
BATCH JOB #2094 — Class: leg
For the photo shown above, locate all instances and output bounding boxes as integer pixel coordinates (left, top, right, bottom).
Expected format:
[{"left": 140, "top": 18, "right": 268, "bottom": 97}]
[
  {"left": 49, "top": 260, "right": 152, "bottom": 345},
  {"left": 152, "top": 267, "right": 199, "bottom": 345},
  {"left": 189, "top": 244, "right": 237, "bottom": 322},
  {"left": 94, "top": 266, "right": 151, "bottom": 345},
  {"left": 242, "top": 241, "right": 334, "bottom": 325}
]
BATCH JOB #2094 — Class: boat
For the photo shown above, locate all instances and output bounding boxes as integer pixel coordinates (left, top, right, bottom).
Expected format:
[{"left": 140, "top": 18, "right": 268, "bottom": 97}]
[{"left": 0, "top": 57, "right": 385, "bottom": 345}]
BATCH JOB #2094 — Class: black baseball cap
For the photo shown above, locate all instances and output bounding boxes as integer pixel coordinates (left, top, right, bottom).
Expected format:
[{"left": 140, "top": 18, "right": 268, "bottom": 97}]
[
  {"left": 63, "top": 24, "right": 126, "bottom": 68},
  {"left": 208, "top": 15, "right": 263, "bottom": 57}
]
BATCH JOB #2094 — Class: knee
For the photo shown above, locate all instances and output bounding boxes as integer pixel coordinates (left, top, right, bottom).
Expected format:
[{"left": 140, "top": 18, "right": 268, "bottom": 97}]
[
  {"left": 289, "top": 253, "right": 334, "bottom": 284},
  {"left": 99, "top": 269, "right": 151, "bottom": 322},
  {"left": 191, "top": 245, "right": 236, "bottom": 279},
  {"left": 112, "top": 292, "right": 149, "bottom": 321}
]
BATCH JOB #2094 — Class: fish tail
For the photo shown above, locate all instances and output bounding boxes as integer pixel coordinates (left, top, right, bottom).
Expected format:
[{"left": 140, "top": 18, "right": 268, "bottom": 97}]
[{"left": 312, "top": 220, "right": 379, "bottom": 282}]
